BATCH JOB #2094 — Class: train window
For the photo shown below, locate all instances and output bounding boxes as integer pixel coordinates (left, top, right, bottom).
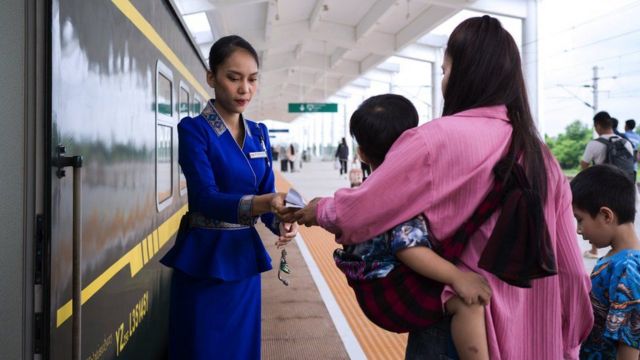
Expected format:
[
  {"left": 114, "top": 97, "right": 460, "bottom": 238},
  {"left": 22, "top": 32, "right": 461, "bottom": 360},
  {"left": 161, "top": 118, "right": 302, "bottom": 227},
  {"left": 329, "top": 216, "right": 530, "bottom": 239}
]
[
  {"left": 156, "top": 124, "right": 173, "bottom": 204},
  {"left": 178, "top": 82, "right": 190, "bottom": 196},
  {"left": 193, "top": 94, "right": 203, "bottom": 114},
  {"left": 178, "top": 166, "right": 187, "bottom": 196},
  {"left": 179, "top": 85, "right": 190, "bottom": 118},
  {"left": 157, "top": 73, "right": 172, "bottom": 116},
  {"left": 156, "top": 60, "right": 174, "bottom": 211}
]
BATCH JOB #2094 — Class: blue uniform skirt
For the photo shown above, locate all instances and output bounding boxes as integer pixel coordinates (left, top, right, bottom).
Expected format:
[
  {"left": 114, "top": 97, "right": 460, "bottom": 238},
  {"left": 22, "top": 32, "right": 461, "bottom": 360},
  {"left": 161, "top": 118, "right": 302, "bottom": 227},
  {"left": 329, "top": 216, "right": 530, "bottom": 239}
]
[{"left": 168, "top": 269, "right": 262, "bottom": 359}]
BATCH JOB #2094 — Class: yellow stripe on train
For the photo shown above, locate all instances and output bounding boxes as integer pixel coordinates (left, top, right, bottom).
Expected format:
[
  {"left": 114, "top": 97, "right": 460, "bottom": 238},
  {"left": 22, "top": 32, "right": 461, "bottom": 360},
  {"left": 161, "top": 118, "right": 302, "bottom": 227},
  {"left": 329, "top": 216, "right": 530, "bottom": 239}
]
[
  {"left": 56, "top": 205, "right": 187, "bottom": 328},
  {"left": 111, "top": 0, "right": 210, "bottom": 100}
]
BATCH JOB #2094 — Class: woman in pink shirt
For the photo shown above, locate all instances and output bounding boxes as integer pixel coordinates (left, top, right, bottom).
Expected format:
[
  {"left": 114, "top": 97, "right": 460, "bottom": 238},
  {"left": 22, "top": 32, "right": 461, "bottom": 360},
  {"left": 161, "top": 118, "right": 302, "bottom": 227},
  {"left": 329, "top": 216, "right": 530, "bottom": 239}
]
[{"left": 285, "top": 16, "right": 592, "bottom": 359}]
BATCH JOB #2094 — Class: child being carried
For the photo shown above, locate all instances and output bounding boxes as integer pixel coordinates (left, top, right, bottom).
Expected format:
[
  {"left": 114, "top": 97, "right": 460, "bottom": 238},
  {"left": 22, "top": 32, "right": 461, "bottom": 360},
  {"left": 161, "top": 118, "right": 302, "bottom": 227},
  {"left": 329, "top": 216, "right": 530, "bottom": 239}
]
[{"left": 334, "top": 94, "right": 491, "bottom": 360}]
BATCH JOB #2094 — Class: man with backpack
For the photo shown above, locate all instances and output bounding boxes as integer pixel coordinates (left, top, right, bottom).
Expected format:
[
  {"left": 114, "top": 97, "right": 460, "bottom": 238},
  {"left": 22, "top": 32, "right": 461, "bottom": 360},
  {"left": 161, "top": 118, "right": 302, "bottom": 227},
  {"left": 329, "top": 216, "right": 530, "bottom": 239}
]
[
  {"left": 625, "top": 119, "right": 640, "bottom": 180},
  {"left": 580, "top": 110, "right": 634, "bottom": 258}
]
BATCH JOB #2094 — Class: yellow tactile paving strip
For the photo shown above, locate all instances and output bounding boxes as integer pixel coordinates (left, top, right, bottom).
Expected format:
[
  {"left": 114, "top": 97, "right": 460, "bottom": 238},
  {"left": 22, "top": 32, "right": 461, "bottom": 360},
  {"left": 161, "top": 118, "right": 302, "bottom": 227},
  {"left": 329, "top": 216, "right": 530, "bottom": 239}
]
[{"left": 275, "top": 173, "right": 407, "bottom": 359}]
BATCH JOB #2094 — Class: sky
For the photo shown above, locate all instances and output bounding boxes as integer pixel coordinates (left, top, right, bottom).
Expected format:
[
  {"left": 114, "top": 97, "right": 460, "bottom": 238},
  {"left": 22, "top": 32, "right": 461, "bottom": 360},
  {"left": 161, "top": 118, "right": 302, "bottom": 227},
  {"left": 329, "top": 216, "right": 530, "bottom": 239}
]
[
  {"left": 538, "top": 0, "right": 640, "bottom": 137},
  {"left": 382, "top": 0, "right": 640, "bottom": 138}
]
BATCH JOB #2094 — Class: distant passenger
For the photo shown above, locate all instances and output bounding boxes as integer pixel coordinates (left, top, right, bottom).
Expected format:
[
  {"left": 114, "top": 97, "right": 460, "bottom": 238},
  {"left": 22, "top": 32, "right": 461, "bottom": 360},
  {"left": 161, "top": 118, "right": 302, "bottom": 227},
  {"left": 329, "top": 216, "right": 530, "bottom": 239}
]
[
  {"left": 335, "top": 137, "right": 349, "bottom": 175},
  {"left": 333, "top": 93, "right": 492, "bottom": 358},
  {"left": 283, "top": 15, "right": 592, "bottom": 359},
  {"left": 287, "top": 143, "right": 296, "bottom": 172},
  {"left": 624, "top": 119, "right": 640, "bottom": 179},
  {"left": 160, "top": 35, "right": 297, "bottom": 360},
  {"left": 571, "top": 165, "right": 640, "bottom": 359},
  {"left": 581, "top": 111, "right": 634, "bottom": 258},
  {"left": 349, "top": 156, "right": 363, "bottom": 187},
  {"left": 612, "top": 117, "right": 628, "bottom": 140}
]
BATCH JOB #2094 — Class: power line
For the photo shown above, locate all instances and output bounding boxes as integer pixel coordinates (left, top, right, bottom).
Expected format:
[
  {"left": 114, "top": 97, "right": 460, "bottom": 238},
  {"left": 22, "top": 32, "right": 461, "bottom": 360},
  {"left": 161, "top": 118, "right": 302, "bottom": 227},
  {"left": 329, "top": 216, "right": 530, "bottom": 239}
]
[
  {"left": 522, "top": 0, "right": 640, "bottom": 47},
  {"left": 524, "top": 27, "right": 640, "bottom": 66},
  {"left": 545, "top": 48, "right": 640, "bottom": 73}
]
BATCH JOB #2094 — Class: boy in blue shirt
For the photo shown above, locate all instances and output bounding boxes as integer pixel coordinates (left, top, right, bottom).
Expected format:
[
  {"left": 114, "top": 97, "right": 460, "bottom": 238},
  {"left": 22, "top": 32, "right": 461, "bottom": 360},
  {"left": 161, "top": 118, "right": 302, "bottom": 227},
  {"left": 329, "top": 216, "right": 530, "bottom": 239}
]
[{"left": 571, "top": 164, "right": 640, "bottom": 359}]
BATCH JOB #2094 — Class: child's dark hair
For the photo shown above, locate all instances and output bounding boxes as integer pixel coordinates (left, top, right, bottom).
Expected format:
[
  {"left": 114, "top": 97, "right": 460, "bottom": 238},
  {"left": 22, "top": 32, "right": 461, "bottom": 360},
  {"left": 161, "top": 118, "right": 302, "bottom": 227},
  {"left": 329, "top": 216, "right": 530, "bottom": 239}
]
[
  {"left": 570, "top": 164, "right": 636, "bottom": 223},
  {"left": 208, "top": 35, "right": 259, "bottom": 73},
  {"left": 349, "top": 94, "right": 419, "bottom": 167}
]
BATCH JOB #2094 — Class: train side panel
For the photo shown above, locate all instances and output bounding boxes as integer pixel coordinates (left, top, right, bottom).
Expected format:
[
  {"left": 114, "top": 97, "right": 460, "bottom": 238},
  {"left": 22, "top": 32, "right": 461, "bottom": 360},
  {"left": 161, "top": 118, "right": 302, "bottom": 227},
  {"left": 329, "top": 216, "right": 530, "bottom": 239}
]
[{"left": 49, "top": 0, "right": 208, "bottom": 358}]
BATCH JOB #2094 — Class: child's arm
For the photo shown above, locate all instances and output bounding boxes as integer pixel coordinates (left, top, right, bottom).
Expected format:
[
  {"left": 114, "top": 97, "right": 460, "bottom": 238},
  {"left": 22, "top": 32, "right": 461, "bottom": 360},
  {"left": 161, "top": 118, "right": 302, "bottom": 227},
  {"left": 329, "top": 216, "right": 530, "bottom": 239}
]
[
  {"left": 396, "top": 246, "right": 492, "bottom": 305},
  {"left": 616, "top": 343, "right": 639, "bottom": 360}
]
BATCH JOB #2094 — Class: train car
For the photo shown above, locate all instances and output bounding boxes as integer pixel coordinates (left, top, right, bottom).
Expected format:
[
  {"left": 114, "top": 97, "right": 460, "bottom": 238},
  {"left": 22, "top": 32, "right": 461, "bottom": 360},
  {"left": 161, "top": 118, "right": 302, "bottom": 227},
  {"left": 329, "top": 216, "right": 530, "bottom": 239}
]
[{"left": 1, "top": 0, "right": 211, "bottom": 358}]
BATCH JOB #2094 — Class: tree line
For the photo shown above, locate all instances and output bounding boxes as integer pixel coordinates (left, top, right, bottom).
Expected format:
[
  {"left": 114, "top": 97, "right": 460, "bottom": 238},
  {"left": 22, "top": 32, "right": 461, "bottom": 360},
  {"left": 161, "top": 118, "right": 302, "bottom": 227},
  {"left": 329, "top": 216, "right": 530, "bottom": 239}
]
[{"left": 545, "top": 120, "right": 640, "bottom": 172}]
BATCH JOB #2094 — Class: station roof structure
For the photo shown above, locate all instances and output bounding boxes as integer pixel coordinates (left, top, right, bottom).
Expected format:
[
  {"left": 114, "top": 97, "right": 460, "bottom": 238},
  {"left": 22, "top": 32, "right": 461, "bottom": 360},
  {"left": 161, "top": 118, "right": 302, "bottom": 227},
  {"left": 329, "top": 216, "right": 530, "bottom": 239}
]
[{"left": 171, "top": 0, "right": 533, "bottom": 122}]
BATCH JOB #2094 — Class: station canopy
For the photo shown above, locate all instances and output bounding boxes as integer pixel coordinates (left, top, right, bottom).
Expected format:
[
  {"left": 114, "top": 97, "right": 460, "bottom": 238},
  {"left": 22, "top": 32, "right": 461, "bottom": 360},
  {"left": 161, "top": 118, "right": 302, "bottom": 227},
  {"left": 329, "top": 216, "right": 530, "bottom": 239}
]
[{"left": 171, "top": 0, "right": 530, "bottom": 122}]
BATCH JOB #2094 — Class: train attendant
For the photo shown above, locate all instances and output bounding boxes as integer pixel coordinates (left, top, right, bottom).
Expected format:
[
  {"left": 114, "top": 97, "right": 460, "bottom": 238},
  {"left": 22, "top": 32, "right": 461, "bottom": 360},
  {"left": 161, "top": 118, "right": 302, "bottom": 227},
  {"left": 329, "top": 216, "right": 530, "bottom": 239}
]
[
  {"left": 284, "top": 16, "right": 592, "bottom": 359},
  {"left": 160, "top": 35, "right": 297, "bottom": 359}
]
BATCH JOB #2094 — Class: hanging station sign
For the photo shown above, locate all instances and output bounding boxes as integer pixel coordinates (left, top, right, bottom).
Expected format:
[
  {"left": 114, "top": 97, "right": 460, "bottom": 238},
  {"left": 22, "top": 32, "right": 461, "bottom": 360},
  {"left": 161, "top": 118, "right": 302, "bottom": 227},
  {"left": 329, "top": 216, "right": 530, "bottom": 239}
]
[{"left": 288, "top": 103, "right": 338, "bottom": 113}]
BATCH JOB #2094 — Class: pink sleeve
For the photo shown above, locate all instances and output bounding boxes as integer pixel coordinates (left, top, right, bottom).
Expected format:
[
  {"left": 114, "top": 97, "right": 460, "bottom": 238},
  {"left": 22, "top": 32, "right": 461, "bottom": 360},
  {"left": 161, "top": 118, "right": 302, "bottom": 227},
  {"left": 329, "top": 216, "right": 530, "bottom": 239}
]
[
  {"left": 554, "top": 177, "right": 593, "bottom": 359},
  {"left": 317, "top": 128, "right": 432, "bottom": 245}
]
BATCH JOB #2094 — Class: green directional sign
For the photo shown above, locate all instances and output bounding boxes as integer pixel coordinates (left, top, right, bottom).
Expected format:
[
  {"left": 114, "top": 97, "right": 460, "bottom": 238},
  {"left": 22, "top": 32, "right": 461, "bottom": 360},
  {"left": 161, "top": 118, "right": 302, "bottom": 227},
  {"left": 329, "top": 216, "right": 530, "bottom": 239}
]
[{"left": 288, "top": 102, "right": 338, "bottom": 113}]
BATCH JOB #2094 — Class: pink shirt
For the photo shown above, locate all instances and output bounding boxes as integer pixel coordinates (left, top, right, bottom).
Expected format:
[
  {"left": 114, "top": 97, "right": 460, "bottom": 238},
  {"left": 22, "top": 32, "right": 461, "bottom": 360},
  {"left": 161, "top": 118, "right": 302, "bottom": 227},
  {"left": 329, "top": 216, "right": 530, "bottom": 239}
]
[{"left": 317, "top": 105, "right": 592, "bottom": 359}]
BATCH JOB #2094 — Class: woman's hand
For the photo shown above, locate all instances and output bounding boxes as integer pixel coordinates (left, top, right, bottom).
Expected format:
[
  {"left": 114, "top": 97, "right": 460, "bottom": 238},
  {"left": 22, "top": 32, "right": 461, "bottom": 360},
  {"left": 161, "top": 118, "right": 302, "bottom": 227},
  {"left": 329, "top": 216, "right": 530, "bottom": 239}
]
[
  {"left": 276, "top": 222, "right": 298, "bottom": 248},
  {"left": 294, "top": 198, "right": 321, "bottom": 227},
  {"left": 451, "top": 271, "right": 492, "bottom": 306}
]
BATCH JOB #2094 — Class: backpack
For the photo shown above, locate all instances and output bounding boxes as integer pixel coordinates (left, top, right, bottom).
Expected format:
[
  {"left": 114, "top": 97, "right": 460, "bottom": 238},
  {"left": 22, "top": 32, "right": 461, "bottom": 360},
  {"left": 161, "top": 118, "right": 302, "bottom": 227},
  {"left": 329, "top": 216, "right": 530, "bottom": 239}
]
[{"left": 595, "top": 136, "right": 635, "bottom": 179}]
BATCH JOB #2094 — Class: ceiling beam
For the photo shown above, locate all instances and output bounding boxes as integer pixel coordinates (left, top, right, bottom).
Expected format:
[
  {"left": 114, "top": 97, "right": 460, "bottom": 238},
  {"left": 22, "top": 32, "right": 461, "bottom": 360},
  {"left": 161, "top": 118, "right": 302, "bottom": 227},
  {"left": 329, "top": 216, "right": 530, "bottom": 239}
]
[
  {"left": 418, "top": 33, "right": 448, "bottom": 48},
  {"left": 262, "top": 51, "right": 360, "bottom": 77},
  {"left": 264, "top": 0, "right": 275, "bottom": 42},
  {"left": 360, "top": 54, "right": 387, "bottom": 74},
  {"left": 396, "top": 5, "right": 457, "bottom": 48},
  {"left": 178, "top": 0, "right": 269, "bottom": 15},
  {"left": 249, "top": 20, "right": 396, "bottom": 57},
  {"left": 214, "top": 0, "right": 269, "bottom": 7},
  {"left": 177, "top": 0, "right": 215, "bottom": 15},
  {"left": 207, "top": 12, "right": 225, "bottom": 39},
  {"left": 330, "top": 47, "right": 348, "bottom": 69},
  {"left": 395, "top": 43, "right": 439, "bottom": 63},
  {"left": 309, "top": 0, "right": 326, "bottom": 30},
  {"left": 466, "top": 0, "right": 527, "bottom": 18},
  {"left": 356, "top": 0, "right": 397, "bottom": 41},
  {"left": 294, "top": 43, "right": 305, "bottom": 60}
]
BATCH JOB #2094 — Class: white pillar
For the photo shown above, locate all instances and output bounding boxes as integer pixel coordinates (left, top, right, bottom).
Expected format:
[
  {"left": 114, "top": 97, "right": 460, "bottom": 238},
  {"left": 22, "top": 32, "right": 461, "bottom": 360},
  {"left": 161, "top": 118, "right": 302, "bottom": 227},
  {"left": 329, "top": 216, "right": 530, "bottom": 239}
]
[
  {"left": 522, "top": 0, "right": 540, "bottom": 129},
  {"left": 431, "top": 47, "right": 443, "bottom": 120}
]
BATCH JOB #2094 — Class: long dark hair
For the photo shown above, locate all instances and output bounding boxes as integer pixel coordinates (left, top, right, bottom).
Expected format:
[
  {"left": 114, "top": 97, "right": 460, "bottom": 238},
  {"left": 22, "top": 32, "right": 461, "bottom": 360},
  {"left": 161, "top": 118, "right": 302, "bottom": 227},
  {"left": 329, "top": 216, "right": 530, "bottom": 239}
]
[{"left": 442, "top": 15, "right": 547, "bottom": 198}]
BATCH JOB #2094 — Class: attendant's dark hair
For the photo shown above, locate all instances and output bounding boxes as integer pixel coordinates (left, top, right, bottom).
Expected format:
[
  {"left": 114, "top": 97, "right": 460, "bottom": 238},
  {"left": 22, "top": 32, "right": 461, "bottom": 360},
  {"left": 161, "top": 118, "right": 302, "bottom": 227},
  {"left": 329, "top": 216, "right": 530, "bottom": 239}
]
[
  {"left": 593, "top": 111, "right": 612, "bottom": 129},
  {"left": 208, "top": 35, "right": 259, "bottom": 73},
  {"left": 442, "top": 16, "right": 547, "bottom": 199},
  {"left": 350, "top": 94, "right": 419, "bottom": 167},
  {"left": 570, "top": 165, "right": 636, "bottom": 223}
]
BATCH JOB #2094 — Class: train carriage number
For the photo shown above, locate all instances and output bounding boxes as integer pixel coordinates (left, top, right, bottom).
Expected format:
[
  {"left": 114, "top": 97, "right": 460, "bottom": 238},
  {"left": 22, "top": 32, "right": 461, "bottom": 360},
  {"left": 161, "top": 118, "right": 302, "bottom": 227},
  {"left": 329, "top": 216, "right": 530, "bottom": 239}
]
[{"left": 115, "top": 291, "right": 149, "bottom": 356}]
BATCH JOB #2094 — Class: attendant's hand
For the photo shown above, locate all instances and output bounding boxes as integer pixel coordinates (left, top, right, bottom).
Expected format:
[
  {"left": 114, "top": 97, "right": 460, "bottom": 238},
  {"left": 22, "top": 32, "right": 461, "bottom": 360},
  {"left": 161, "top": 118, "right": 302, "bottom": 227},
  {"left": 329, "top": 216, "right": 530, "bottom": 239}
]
[
  {"left": 270, "top": 192, "right": 287, "bottom": 213},
  {"left": 451, "top": 271, "right": 492, "bottom": 306},
  {"left": 270, "top": 192, "right": 298, "bottom": 222},
  {"left": 294, "top": 198, "right": 321, "bottom": 227},
  {"left": 276, "top": 222, "right": 298, "bottom": 248}
]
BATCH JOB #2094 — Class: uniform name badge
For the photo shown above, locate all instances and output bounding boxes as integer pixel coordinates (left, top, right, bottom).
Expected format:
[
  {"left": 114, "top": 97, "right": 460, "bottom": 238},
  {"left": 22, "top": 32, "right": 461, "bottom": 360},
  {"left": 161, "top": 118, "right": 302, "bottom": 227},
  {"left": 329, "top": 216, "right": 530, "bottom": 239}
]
[{"left": 249, "top": 151, "right": 267, "bottom": 159}]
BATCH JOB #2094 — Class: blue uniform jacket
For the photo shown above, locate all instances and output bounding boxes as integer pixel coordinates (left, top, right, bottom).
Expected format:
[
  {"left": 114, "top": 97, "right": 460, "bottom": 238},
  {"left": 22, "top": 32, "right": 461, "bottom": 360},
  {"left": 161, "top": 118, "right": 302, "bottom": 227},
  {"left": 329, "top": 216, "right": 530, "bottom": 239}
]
[{"left": 161, "top": 100, "right": 279, "bottom": 281}]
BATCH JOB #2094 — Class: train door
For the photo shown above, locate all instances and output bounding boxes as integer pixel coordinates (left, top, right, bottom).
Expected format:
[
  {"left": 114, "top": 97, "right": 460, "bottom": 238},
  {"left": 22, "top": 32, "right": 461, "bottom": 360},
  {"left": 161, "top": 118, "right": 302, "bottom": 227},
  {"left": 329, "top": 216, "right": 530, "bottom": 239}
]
[{"left": 48, "top": 0, "right": 179, "bottom": 358}]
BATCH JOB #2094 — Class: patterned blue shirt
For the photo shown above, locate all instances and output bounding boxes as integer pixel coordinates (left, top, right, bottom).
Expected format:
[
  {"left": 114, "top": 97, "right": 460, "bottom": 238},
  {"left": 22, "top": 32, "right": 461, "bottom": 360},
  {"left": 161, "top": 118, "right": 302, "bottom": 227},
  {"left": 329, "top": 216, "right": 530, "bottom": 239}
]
[
  {"left": 580, "top": 249, "right": 640, "bottom": 359},
  {"left": 334, "top": 215, "right": 432, "bottom": 280}
]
